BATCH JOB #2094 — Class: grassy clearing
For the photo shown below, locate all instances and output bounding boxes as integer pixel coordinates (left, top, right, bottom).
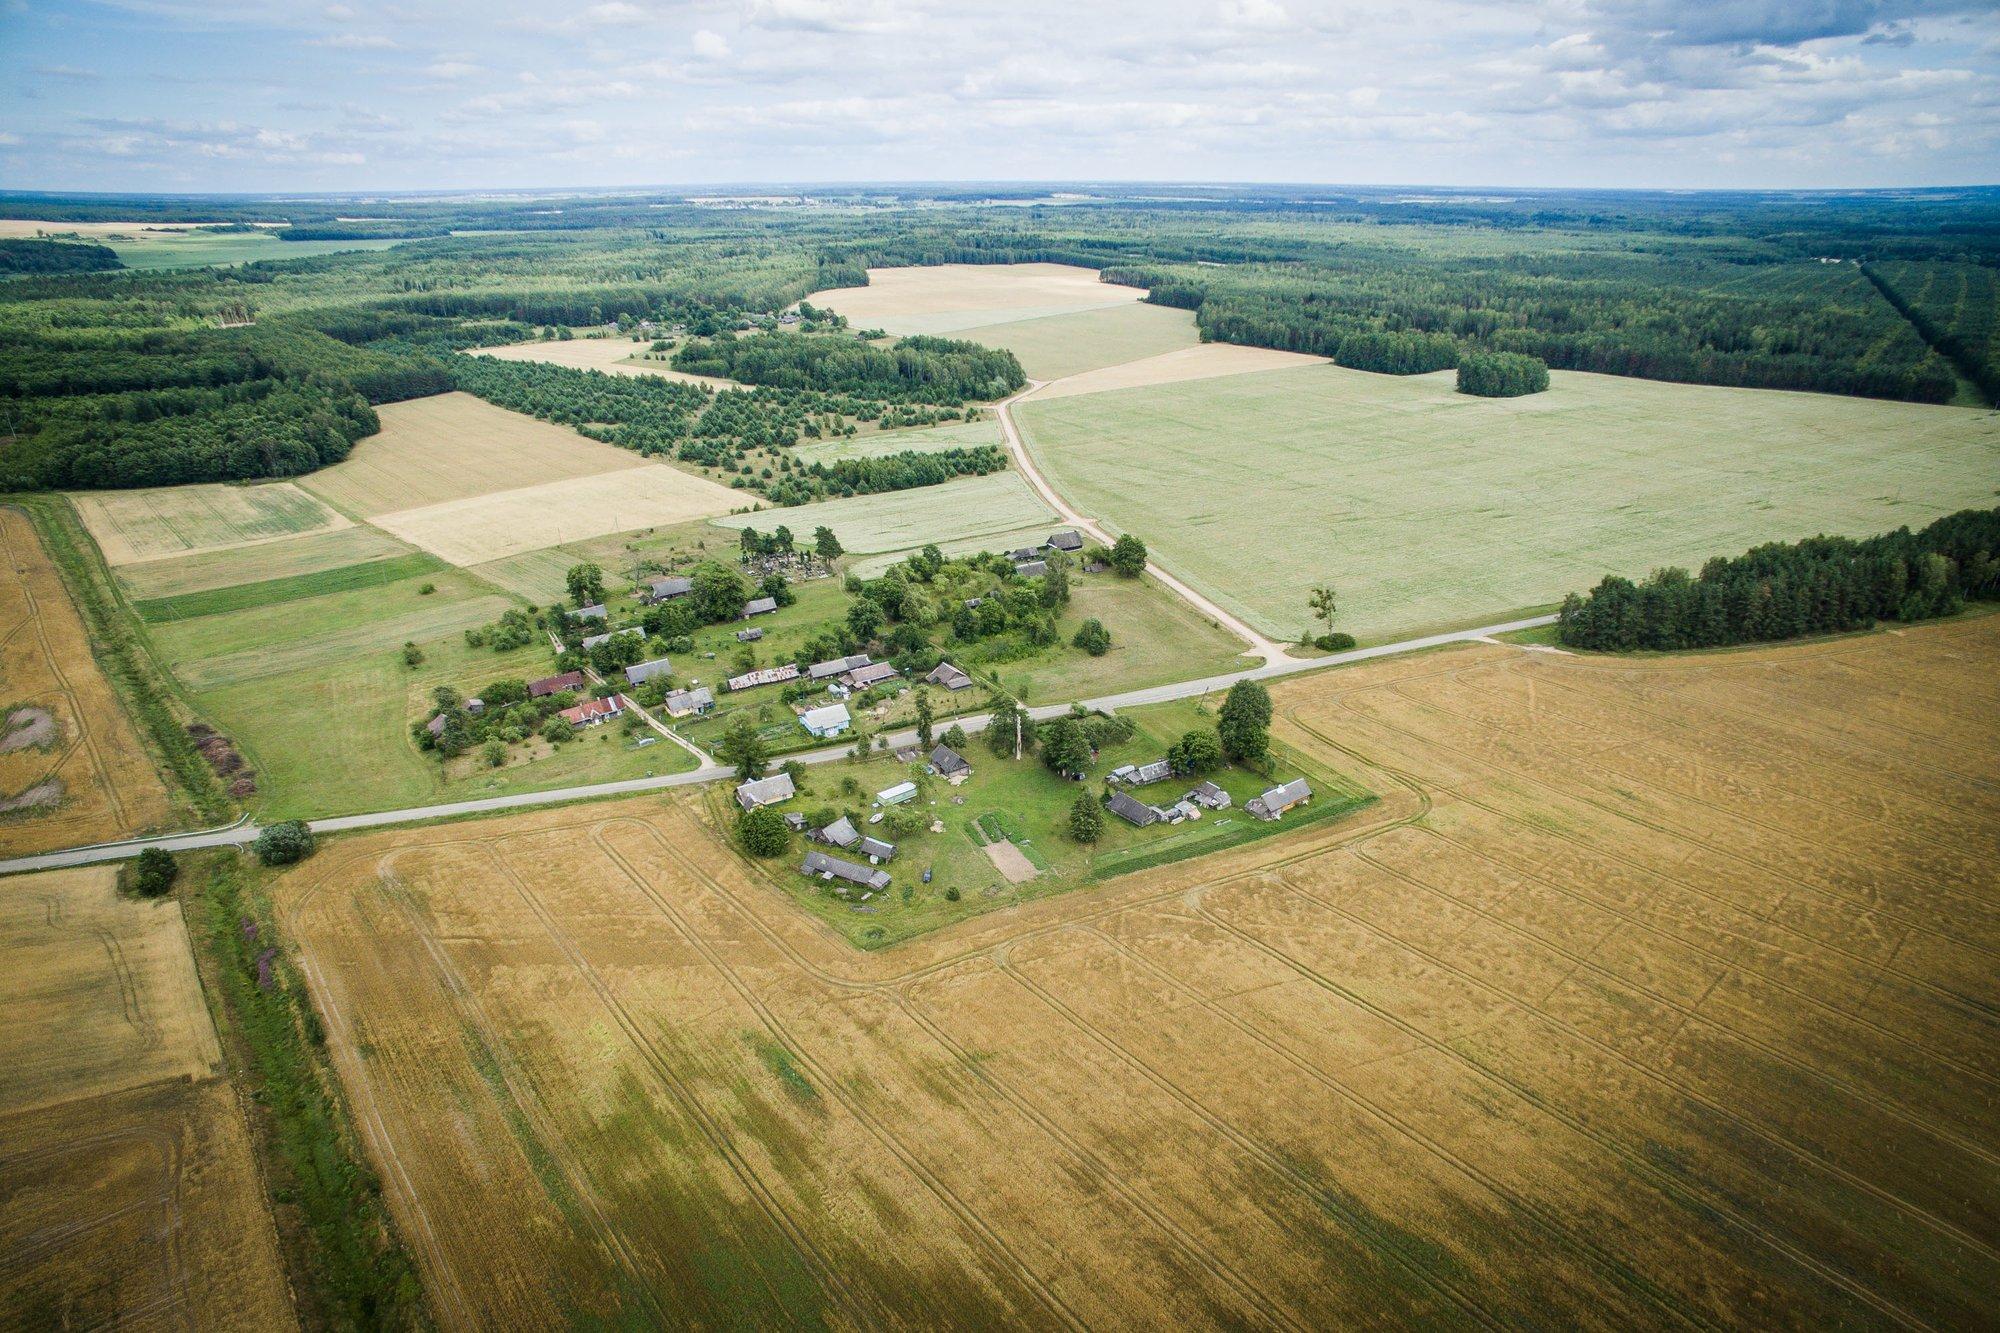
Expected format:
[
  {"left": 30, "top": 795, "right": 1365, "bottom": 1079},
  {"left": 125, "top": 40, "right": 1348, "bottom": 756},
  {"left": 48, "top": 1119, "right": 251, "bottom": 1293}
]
[
  {"left": 101, "top": 229, "right": 399, "bottom": 270},
  {"left": 952, "top": 302, "right": 1201, "bottom": 380},
  {"left": 1030, "top": 341, "right": 1329, "bottom": 400},
  {"left": 133, "top": 551, "right": 446, "bottom": 622},
  {"left": 808, "top": 262, "right": 1141, "bottom": 335},
  {"left": 792, "top": 415, "right": 1000, "bottom": 465},
  {"left": 72, "top": 481, "right": 347, "bottom": 566},
  {"left": 298, "top": 392, "right": 649, "bottom": 517},
  {"left": 709, "top": 471, "right": 1054, "bottom": 556},
  {"left": 1018, "top": 362, "right": 2000, "bottom": 641},
  {"left": 113, "top": 524, "right": 415, "bottom": 601}
]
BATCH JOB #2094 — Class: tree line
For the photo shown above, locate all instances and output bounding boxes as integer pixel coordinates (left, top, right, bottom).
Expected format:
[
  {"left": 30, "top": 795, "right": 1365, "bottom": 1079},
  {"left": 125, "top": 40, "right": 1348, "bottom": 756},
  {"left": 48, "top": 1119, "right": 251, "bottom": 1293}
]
[
  {"left": 670, "top": 331, "right": 1024, "bottom": 404},
  {"left": 1555, "top": 508, "right": 2000, "bottom": 652},
  {"left": 0, "top": 239, "right": 122, "bottom": 275}
]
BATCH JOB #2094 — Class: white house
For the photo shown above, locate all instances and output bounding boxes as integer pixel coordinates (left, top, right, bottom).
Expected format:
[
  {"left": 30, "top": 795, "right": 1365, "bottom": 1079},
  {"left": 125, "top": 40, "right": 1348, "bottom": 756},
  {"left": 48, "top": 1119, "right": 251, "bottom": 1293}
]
[{"left": 799, "top": 702, "right": 852, "bottom": 738}]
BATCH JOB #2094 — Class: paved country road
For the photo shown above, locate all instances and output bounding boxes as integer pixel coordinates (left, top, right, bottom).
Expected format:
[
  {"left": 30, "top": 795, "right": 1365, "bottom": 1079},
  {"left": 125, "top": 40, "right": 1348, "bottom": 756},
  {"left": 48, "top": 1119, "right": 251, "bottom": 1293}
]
[{"left": 0, "top": 613, "right": 1554, "bottom": 878}]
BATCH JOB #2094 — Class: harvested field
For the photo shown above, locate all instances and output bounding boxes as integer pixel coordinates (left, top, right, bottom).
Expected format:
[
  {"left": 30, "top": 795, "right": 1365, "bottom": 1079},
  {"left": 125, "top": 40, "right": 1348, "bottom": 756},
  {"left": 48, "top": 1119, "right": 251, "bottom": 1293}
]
[
  {"left": 113, "top": 523, "right": 414, "bottom": 602},
  {"left": 708, "top": 470, "right": 1055, "bottom": 556},
  {"left": 298, "top": 392, "right": 650, "bottom": 517},
  {"left": 465, "top": 339, "right": 740, "bottom": 387},
  {"left": 372, "top": 464, "right": 741, "bottom": 566},
  {"left": 72, "top": 481, "right": 347, "bottom": 566},
  {"left": 1030, "top": 341, "right": 1330, "bottom": 399},
  {"left": 952, "top": 303, "right": 1202, "bottom": 380},
  {"left": 810, "top": 263, "right": 1143, "bottom": 336},
  {"left": 1018, "top": 362, "right": 2000, "bottom": 640},
  {"left": 276, "top": 616, "right": 2000, "bottom": 1329},
  {"left": 0, "top": 866, "right": 293, "bottom": 1330},
  {"left": 0, "top": 507, "right": 172, "bottom": 855}
]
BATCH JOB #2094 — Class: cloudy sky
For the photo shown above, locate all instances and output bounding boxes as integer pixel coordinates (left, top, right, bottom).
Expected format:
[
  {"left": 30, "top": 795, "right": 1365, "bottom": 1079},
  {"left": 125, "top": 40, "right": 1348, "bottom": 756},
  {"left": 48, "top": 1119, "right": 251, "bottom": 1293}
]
[{"left": 3, "top": 1, "right": 1997, "bottom": 193}]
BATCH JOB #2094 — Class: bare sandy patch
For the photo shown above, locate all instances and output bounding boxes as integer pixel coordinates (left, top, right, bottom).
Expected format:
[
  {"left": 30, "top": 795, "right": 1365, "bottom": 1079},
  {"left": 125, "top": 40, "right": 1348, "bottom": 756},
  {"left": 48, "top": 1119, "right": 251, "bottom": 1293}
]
[
  {"left": 811, "top": 263, "right": 1143, "bottom": 335},
  {"left": 1032, "top": 342, "right": 1331, "bottom": 400},
  {"left": 72, "top": 482, "right": 349, "bottom": 567},
  {"left": 299, "top": 391, "right": 650, "bottom": 517},
  {"left": 0, "top": 707, "right": 57, "bottom": 754},
  {"left": 466, "top": 338, "right": 741, "bottom": 388},
  {"left": 983, "top": 839, "right": 1040, "bottom": 884},
  {"left": 372, "top": 464, "right": 743, "bottom": 566}
]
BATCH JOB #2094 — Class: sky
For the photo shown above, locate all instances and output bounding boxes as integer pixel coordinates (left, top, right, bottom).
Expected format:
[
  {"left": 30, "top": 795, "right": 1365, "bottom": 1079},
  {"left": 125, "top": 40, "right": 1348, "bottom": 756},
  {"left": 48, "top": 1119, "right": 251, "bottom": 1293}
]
[{"left": 2, "top": 1, "right": 1997, "bottom": 193}]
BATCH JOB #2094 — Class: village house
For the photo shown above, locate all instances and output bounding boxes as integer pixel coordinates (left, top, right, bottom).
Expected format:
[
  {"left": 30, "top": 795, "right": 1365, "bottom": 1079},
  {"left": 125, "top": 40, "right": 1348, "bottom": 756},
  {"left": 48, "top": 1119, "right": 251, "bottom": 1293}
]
[
  {"left": 662, "top": 686, "right": 714, "bottom": 717},
  {"left": 925, "top": 661, "right": 973, "bottom": 691},
  {"left": 1013, "top": 559, "right": 1049, "bottom": 579},
  {"left": 809, "top": 653, "right": 870, "bottom": 682},
  {"left": 928, "top": 744, "right": 972, "bottom": 779},
  {"left": 799, "top": 702, "right": 852, "bottom": 737},
  {"left": 574, "top": 603, "right": 608, "bottom": 621},
  {"left": 1188, "top": 780, "right": 1231, "bottom": 810},
  {"left": 1107, "top": 790, "right": 1167, "bottom": 827},
  {"left": 735, "top": 772, "right": 796, "bottom": 811},
  {"left": 559, "top": 694, "right": 626, "bottom": 728},
  {"left": 1247, "top": 778, "right": 1313, "bottom": 820},
  {"left": 1043, "top": 530, "right": 1084, "bottom": 554},
  {"left": 814, "top": 815, "right": 860, "bottom": 848},
  {"left": 742, "top": 596, "right": 779, "bottom": 618},
  {"left": 645, "top": 576, "right": 692, "bottom": 603},
  {"left": 1007, "top": 546, "right": 1041, "bottom": 563},
  {"left": 527, "top": 670, "right": 586, "bottom": 698},
  {"left": 840, "top": 661, "right": 902, "bottom": 690},
  {"left": 581, "top": 626, "right": 643, "bottom": 651},
  {"left": 1109, "top": 759, "right": 1173, "bottom": 786},
  {"left": 623, "top": 657, "right": 672, "bottom": 687},
  {"left": 801, "top": 849, "right": 889, "bottom": 893},
  {"left": 726, "top": 663, "right": 801, "bottom": 691}
]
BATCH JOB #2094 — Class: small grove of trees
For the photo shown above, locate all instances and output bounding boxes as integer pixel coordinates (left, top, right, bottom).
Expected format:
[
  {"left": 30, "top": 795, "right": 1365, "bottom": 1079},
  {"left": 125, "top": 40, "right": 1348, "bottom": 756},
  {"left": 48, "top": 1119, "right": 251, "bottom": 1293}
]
[
  {"left": 1456, "top": 351, "right": 1550, "bottom": 398},
  {"left": 126, "top": 847, "right": 179, "bottom": 897},
  {"left": 736, "top": 807, "right": 792, "bottom": 857},
  {"left": 1109, "top": 534, "right": 1147, "bottom": 577},
  {"left": 1556, "top": 507, "right": 2000, "bottom": 652},
  {"left": 1038, "top": 717, "right": 1093, "bottom": 778},
  {"left": 1217, "top": 681, "right": 1272, "bottom": 766},
  {"left": 253, "top": 820, "right": 316, "bottom": 866},
  {"left": 1167, "top": 728, "right": 1223, "bottom": 777},
  {"left": 1072, "top": 618, "right": 1111, "bottom": 656}
]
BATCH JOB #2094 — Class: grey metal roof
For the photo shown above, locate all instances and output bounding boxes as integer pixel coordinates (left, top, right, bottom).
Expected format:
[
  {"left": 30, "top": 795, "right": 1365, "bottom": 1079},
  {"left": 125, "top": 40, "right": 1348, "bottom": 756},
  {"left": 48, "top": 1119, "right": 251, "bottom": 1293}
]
[
  {"left": 623, "top": 657, "right": 673, "bottom": 685},
  {"left": 574, "top": 603, "right": 607, "bottom": 620},
  {"left": 743, "top": 596, "right": 779, "bottom": 616},
  {"left": 857, "top": 837, "right": 896, "bottom": 862},
  {"left": 809, "top": 653, "right": 868, "bottom": 680},
  {"left": 802, "top": 850, "right": 890, "bottom": 891},
  {"left": 1045, "top": 530, "right": 1084, "bottom": 551},
  {"left": 735, "top": 772, "right": 796, "bottom": 809},
  {"left": 1013, "top": 560, "right": 1049, "bottom": 578},
  {"left": 1106, "top": 791, "right": 1162, "bottom": 826},
  {"left": 819, "top": 816, "right": 859, "bottom": 847},
  {"left": 581, "top": 626, "right": 643, "bottom": 650},
  {"left": 648, "top": 575, "right": 693, "bottom": 597},
  {"left": 929, "top": 744, "right": 970, "bottom": 775}
]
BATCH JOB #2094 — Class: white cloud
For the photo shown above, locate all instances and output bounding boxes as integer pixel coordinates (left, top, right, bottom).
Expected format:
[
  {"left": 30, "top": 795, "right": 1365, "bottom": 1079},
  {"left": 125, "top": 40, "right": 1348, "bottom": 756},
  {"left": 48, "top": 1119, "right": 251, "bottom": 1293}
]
[{"left": 692, "top": 28, "right": 730, "bottom": 59}]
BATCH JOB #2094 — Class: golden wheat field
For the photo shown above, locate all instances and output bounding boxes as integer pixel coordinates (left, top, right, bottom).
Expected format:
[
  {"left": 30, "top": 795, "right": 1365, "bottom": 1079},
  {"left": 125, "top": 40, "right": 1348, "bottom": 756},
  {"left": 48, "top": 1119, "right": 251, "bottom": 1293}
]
[
  {"left": 0, "top": 508, "right": 172, "bottom": 855},
  {"left": 0, "top": 866, "right": 294, "bottom": 1330},
  {"left": 274, "top": 616, "right": 2000, "bottom": 1329}
]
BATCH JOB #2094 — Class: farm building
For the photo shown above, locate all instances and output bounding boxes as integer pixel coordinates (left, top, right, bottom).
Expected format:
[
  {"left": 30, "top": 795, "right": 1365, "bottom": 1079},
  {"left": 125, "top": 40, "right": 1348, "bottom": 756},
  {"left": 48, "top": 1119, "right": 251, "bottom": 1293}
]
[
  {"left": 623, "top": 657, "right": 673, "bottom": 687},
  {"left": 929, "top": 744, "right": 971, "bottom": 779},
  {"left": 1007, "top": 547, "right": 1041, "bottom": 563},
  {"left": 645, "top": 576, "right": 692, "bottom": 602},
  {"left": 926, "top": 661, "right": 973, "bottom": 691},
  {"left": 801, "top": 850, "right": 889, "bottom": 893},
  {"left": 815, "top": 816, "right": 860, "bottom": 848},
  {"left": 1247, "top": 778, "right": 1312, "bottom": 820},
  {"left": 877, "top": 781, "right": 918, "bottom": 806},
  {"left": 799, "top": 703, "right": 852, "bottom": 737},
  {"left": 574, "top": 603, "right": 608, "bottom": 621},
  {"left": 841, "top": 662, "right": 902, "bottom": 690},
  {"left": 858, "top": 836, "right": 896, "bottom": 863},
  {"left": 1013, "top": 559, "right": 1049, "bottom": 579},
  {"left": 743, "top": 596, "right": 779, "bottom": 617},
  {"left": 559, "top": 695, "right": 625, "bottom": 728},
  {"left": 727, "top": 663, "right": 801, "bottom": 691},
  {"left": 736, "top": 772, "right": 796, "bottom": 811},
  {"left": 1107, "top": 791, "right": 1167, "bottom": 827},
  {"left": 527, "top": 670, "right": 586, "bottom": 698},
  {"left": 581, "top": 626, "right": 643, "bottom": 651},
  {"left": 1044, "top": 530, "right": 1084, "bottom": 553},
  {"left": 662, "top": 686, "right": 714, "bottom": 717},
  {"left": 425, "top": 713, "right": 447, "bottom": 738},
  {"left": 1188, "top": 781, "right": 1231, "bottom": 810},
  {"left": 1110, "top": 759, "right": 1173, "bottom": 786},
  {"left": 735, "top": 628, "right": 764, "bottom": 642},
  {"left": 809, "top": 653, "right": 871, "bottom": 682}
]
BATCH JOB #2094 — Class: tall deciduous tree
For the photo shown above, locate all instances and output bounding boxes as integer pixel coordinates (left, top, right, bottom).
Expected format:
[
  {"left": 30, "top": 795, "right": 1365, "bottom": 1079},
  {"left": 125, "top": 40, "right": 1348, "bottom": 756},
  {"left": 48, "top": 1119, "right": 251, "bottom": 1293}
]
[{"left": 1217, "top": 680, "right": 1272, "bottom": 764}]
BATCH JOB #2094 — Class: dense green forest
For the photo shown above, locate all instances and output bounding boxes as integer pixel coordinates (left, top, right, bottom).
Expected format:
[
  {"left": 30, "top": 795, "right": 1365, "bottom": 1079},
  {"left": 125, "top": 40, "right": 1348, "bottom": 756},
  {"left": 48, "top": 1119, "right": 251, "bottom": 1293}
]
[
  {"left": 2, "top": 186, "right": 1995, "bottom": 492},
  {"left": 671, "top": 331, "right": 1024, "bottom": 402},
  {"left": 1555, "top": 508, "right": 2000, "bottom": 652},
  {"left": 0, "top": 238, "right": 122, "bottom": 275}
]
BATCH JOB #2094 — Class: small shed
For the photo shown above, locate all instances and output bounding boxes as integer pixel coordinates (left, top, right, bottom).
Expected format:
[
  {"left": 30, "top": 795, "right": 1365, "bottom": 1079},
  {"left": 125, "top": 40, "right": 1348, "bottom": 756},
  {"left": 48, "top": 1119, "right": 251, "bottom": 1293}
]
[
  {"left": 743, "top": 596, "right": 779, "bottom": 617},
  {"left": 574, "top": 603, "right": 608, "bottom": 621},
  {"left": 877, "top": 781, "right": 918, "bottom": 806},
  {"left": 926, "top": 661, "right": 973, "bottom": 691},
  {"left": 858, "top": 836, "right": 896, "bottom": 863},
  {"left": 928, "top": 744, "right": 971, "bottom": 779},
  {"left": 817, "top": 816, "right": 860, "bottom": 848}
]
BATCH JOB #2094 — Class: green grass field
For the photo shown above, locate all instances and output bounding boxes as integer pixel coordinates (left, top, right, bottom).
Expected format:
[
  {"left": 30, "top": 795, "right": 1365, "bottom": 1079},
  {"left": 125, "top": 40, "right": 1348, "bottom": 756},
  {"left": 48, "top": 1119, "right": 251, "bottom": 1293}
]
[
  {"left": 1018, "top": 363, "right": 2000, "bottom": 641},
  {"left": 113, "top": 525, "right": 415, "bottom": 601},
  {"left": 709, "top": 471, "right": 1055, "bottom": 557},
  {"left": 791, "top": 415, "right": 999, "bottom": 465},
  {"left": 102, "top": 231, "right": 402, "bottom": 270},
  {"left": 133, "top": 552, "right": 446, "bottom": 622},
  {"left": 951, "top": 303, "right": 1201, "bottom": 380}
]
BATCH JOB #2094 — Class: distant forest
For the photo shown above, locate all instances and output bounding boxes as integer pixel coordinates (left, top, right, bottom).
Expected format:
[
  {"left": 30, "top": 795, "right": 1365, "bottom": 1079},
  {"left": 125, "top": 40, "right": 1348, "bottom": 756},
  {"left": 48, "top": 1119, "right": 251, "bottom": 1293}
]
[
  {"left": 0, "top": 238, "right": 122, "bottom": 276},
  {"left": 2, "top": 185, "right": 1995, "bottom": 491}
]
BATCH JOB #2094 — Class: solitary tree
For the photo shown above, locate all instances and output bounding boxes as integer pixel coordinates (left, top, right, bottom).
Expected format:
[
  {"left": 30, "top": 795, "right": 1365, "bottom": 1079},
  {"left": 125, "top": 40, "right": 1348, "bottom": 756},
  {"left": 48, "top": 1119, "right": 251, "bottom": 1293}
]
[
  {"left": 1308, "top": 582, "right": 1338, "bottom": 638},
  {"left": 1039, "top": 717, "right": 1093, "bottom": 778},
  {"left": 1109, "top": 533, "right": 1148, "bottom": 578},
  {"left": 253, "top": 820, "right": 316, "bottom": 867},
  {"left": 986, "top": 696, "right": 1035, "bottom": 759},
  {"left": 814, "top": 526, "right": 844, "bottom": 562},
  {"left": 129, "top": 847, "right": 179, "bottom": 897},
  {"left": 736, "top": 807, "right": 791, "bottom": 857},
  {"left": 716, "top": 715, "right": 768, "bottom": 781},
  {"left": 1217, "top": 680, "right": 1273, "bottom": 764},
  {"left": 1168, "top": 728, "right": 1223, "bottom": 777},
  {"left": 914, "top": 690, "right": 935, "bottom": 749},
  {"left": 1068, "top": 790, "right": 1104, "bottom": 844},
  {"left": 941, "top": 722, "right": 968, "bottom": 751},
  {"left": 690, "top": 560, "right": 749, "bottom": 623},
  {"left": 566, "top": 562, "right": 606, "bottom": 607}
]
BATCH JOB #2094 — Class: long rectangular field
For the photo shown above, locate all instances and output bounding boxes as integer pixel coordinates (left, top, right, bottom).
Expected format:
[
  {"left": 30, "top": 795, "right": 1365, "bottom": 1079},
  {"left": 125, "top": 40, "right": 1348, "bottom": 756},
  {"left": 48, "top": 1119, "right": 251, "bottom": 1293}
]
[
  {"left": 275, "top": 615, "right": 2000, "bottom": 1329},
  {"left": 1016, "top": 363, "right": 2000, "bottom": 641}
]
